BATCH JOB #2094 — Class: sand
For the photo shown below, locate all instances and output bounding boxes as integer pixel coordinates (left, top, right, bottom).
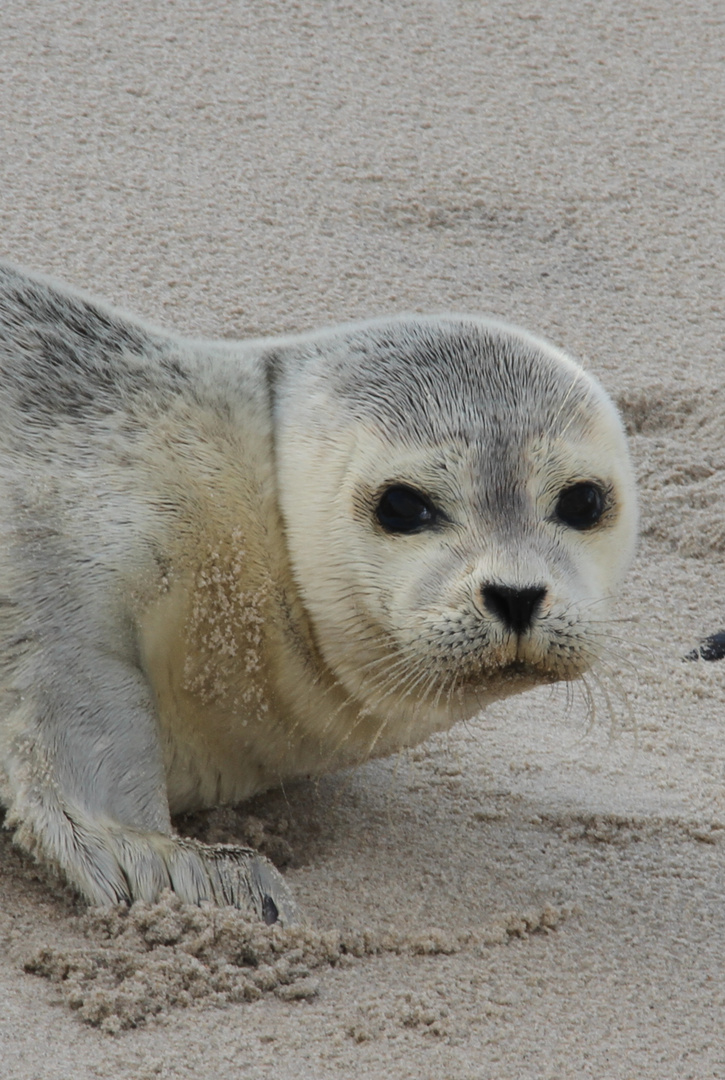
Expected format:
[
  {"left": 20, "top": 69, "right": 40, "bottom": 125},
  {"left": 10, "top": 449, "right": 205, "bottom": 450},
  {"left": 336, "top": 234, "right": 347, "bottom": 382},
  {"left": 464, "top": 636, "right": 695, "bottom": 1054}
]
[{"left": 1, "top": 0, "right": 724, "bottom": 1076}]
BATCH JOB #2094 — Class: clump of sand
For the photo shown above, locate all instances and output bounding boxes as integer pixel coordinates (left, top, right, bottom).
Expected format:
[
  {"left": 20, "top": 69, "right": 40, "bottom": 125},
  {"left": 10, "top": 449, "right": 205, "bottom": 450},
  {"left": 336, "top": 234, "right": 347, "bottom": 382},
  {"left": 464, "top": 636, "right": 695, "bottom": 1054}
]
[{"left": 24, "top": 891, "right": 567, "bottom": 1034}]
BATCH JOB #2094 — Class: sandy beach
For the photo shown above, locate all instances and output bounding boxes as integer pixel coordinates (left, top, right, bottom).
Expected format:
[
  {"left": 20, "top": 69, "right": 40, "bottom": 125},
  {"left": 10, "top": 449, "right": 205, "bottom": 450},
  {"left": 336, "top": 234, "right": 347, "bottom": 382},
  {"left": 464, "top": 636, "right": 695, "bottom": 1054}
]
[{"left": 1, "top": 1, "right": 724, "bottom": 1076}]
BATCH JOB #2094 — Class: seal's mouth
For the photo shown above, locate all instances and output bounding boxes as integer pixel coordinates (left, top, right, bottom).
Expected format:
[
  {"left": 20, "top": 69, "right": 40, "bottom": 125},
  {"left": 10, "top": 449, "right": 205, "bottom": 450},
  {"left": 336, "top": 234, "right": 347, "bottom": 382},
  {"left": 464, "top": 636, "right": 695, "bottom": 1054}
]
[
  {"left": 458, "top": 654, "right": 587, "bottom": 694},
  {"left": 499, "top": 656, "right": 574, "bottom": 682},
  {"left": 497, "top": 659, "right": 563, "bottom": 680}
]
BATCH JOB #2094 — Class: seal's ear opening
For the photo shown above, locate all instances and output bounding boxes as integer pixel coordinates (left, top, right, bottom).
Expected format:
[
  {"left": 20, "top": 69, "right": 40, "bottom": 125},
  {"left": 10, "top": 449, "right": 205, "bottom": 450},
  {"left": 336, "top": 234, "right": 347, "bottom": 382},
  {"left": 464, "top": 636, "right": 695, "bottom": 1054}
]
[
  {"left": 684, "top": 631, "right": 725, "bottom": 662},
  {"left": 262, "top": 895, "right": 279, "bottom": 924}
]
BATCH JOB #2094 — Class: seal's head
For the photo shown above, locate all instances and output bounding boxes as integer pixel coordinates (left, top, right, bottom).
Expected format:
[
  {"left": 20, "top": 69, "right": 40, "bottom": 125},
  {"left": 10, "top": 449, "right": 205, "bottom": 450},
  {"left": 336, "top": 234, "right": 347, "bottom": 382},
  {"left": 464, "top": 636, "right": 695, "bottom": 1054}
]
[{"left": 273, "top": 317, "right": 636, "bottom": 753}]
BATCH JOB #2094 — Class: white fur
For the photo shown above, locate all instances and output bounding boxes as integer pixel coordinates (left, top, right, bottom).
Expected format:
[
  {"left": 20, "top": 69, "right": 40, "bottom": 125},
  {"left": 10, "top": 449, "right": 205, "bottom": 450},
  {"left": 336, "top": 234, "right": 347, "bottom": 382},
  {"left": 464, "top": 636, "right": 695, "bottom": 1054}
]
[{"left": 0, "top": 266, "right": 637, "bottom": 920}]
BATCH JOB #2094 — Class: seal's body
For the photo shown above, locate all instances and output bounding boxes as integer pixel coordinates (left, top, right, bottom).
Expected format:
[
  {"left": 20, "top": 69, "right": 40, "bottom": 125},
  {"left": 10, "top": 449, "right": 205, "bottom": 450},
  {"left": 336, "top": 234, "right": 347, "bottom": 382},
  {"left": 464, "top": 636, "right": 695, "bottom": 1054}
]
[{"left": 0, "top": 265, "right": 637, "bottom": 921}]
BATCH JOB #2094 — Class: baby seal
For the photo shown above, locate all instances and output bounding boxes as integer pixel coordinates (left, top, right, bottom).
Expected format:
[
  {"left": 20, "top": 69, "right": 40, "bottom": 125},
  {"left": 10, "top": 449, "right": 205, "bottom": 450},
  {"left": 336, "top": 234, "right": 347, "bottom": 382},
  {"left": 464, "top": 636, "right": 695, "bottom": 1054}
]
[{"left": 0, "top": 264, "right": 637, "bottom": 922}]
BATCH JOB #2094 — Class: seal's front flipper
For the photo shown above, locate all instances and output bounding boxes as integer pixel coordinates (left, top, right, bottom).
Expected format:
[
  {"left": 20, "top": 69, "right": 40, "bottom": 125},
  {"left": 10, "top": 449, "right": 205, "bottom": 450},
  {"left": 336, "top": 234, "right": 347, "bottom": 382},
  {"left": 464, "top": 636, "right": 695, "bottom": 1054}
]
[
  {"left": 166, "top": 837, "right": 299, "bottom": 924},
  {"left": 2, "top": 648, "right": 298, "bottom": 923},
  {"left": 11, "top": 801, "right": 299, "bottom": 923},
  {"left": 683, "top": 631, "right": 725, "bottom": 662}
]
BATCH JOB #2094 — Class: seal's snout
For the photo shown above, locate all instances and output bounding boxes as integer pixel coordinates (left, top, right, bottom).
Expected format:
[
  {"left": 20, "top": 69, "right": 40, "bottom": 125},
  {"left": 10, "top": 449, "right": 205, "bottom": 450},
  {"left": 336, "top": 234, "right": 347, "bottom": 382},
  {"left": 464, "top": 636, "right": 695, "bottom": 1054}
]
[{"left": 481, "top": 583, "right": 547, "bottom": 635}]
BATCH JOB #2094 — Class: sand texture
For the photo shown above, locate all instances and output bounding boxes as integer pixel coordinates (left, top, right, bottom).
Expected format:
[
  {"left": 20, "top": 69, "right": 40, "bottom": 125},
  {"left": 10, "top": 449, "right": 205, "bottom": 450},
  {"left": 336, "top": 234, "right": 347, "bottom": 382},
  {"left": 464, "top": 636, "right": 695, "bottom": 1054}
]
[{"left": 1, "top": 1, "right": 724, "bottom": 1076}]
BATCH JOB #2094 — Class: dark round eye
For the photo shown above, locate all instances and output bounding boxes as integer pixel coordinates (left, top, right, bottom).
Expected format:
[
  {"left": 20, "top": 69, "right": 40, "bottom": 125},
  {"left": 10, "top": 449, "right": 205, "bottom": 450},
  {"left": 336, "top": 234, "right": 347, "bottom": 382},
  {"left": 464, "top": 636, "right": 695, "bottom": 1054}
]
[
  {"left": 555, "top": 482, "right": 606, "bottom": 530},
  {"left": 375, "top": 485, "right": 440, "bottom": 534}
]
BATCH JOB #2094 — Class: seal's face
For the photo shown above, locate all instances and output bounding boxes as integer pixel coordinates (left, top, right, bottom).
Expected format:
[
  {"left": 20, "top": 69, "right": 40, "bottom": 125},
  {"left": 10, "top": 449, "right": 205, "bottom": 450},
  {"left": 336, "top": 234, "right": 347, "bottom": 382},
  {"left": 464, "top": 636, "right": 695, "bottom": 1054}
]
[{"left": 274, "top": 318, "right": 636, "bottom": 751}]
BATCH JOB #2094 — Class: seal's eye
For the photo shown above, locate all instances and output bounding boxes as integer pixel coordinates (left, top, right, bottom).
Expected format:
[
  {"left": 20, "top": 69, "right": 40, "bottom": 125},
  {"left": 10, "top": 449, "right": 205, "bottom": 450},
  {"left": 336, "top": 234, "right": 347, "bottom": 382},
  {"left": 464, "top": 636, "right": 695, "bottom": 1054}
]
[
  {"left": 555, "top": 482, "right": 606, "bottom": 530},
  {"left": 376, "top": 485, "right": 440, "bottom": 534}
]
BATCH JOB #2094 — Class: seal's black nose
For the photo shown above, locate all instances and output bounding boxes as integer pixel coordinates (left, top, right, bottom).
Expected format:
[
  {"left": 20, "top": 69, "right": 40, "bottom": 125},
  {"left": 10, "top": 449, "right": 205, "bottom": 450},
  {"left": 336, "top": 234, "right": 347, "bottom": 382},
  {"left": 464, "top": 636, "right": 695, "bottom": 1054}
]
[{"left": 482, "top": 584, "right": 547, "bottom": 635}]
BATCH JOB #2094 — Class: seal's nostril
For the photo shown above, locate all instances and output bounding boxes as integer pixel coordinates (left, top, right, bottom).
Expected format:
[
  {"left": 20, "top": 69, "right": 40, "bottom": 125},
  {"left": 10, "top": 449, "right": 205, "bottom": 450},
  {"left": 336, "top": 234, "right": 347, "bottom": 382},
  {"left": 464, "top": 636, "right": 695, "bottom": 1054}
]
[{"left": 482, "top": 584, "right": 547, "bottom": 635}]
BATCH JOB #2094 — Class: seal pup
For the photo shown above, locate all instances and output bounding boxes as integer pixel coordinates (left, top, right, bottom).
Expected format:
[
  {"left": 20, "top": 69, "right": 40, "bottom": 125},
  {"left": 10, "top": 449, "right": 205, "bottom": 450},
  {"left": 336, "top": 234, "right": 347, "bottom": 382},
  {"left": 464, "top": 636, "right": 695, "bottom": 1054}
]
[{"left": 0, "top": 264, "right": 637, "bottom": 922}]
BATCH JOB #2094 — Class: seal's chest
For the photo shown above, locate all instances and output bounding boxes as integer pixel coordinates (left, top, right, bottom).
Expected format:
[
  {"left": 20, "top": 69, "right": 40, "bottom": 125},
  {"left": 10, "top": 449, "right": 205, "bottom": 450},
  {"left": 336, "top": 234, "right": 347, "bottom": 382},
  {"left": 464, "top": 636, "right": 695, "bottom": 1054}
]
[{"left": 137, "top": 560, "right": 283, "bottom": 808}]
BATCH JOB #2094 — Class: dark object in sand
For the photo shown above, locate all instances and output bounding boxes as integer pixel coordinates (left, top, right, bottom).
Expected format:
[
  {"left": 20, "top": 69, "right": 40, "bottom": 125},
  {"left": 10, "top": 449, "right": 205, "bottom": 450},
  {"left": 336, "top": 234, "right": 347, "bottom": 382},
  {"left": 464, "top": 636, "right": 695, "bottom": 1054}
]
[{"left": 684, "top": 631, "right": 725, "bottom": 662}]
